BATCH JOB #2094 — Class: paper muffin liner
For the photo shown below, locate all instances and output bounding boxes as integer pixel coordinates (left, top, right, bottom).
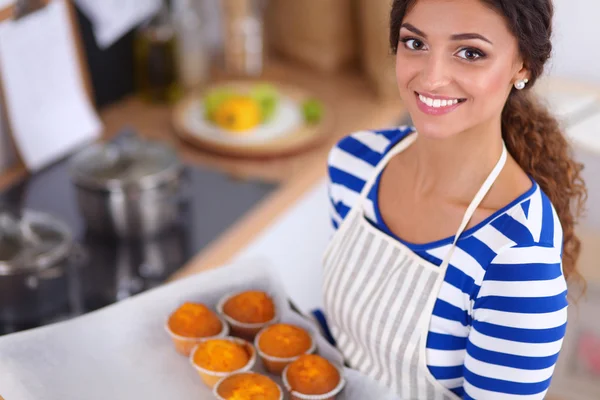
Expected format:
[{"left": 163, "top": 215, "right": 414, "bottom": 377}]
[
  {"left": 189, "top": 336, "right": 257, "bottom": 388},
  {"left": 254, "top": 324, "right": 317, "bottom": 374},
  {"left": 216, "top": 290, "right": 280, "bottom": 340},
  {"left": 281, "top": 363, "right": 347, "bottom": 400},
  {"left": 164, "top": 314, "right": 229, "bottom": 356},
  {"left": 212, "top": 371, "right": 285, "bottom": 400}
]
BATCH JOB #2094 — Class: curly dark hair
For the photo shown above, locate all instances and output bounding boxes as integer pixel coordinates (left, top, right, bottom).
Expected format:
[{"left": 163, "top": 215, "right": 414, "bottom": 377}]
[{"left": 390, "top": 0, "right": 588, "bottom": 288}]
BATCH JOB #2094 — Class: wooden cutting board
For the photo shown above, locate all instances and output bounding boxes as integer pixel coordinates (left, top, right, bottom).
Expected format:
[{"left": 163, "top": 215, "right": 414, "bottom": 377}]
[{"left": 172, "top": 80, "right": 333, "bottom": 158}]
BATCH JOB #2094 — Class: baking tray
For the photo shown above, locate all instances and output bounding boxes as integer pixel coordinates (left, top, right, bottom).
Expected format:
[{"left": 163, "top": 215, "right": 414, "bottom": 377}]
[{"left": 0, "top": 258, "right": 399, "bottom": 400}]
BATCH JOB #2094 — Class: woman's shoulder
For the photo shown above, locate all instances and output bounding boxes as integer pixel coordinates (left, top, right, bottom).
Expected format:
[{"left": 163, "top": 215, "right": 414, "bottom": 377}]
[
  {"left": 492, "top": 183, "right": 563, "bottom": 250},
  {"left": 478, "top": 183, "right": 565, "bottom": 286},
  {"left": 327, "top": 126, "right": 415, "bottom": 177},
  {"left": 326, "top": 126, "right": 414, "bottom": 227}
]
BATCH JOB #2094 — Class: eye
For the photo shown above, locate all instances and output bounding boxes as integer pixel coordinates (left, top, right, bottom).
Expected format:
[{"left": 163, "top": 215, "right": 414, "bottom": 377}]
[
  {"left": 401, "top": 37, "right": 427, "bottom": 51},
  {"left": 456, "top": 48, "right": 485, "bottom": 61}
]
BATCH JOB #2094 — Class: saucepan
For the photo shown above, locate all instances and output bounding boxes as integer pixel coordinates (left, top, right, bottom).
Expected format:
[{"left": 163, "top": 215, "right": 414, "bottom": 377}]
[
  {"left": 68, "top": 134, "right": 185, "bottom": 238},
  {"left": 0, "top": 209, "right": 86, "bottom": 324}
]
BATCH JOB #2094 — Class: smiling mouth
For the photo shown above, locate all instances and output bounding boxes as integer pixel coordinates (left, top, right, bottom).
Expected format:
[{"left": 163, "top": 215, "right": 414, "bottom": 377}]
[{"left": 415, "top": 91, "right": 467, "bottom": 108}]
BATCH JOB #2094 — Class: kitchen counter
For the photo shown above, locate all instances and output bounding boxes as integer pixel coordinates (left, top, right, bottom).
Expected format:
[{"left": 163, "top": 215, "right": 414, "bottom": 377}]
[{"left": 100, "top": 59, "right": 407, "bottom": 184}]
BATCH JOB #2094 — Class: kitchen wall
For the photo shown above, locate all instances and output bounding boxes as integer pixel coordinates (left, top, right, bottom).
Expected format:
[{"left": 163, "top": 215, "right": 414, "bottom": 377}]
[
  {"left": 550, "top": 0, "right": 600, "bottom": 84},
  {"left": 1, "top": 0, "right": 599, "bottom": 174},
  {"left": 200, "top": 0, "right": 600, "bottom": 85}
]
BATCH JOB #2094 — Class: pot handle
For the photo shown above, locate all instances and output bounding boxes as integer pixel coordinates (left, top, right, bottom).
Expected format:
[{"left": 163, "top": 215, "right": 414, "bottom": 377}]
[{"left": 30, "top": 244, "right": 86, "bottom": 284}]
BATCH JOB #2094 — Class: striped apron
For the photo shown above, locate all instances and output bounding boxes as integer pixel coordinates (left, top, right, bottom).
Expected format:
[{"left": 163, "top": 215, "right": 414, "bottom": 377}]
[{"left": 322, "top": 133, "right": 507, "bottom": 399}]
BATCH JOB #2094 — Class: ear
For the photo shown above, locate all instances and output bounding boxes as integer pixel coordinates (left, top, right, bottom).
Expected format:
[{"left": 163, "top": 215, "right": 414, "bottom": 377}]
[{"left": 513, "top": 63, "right": 531, "bottom": 82}]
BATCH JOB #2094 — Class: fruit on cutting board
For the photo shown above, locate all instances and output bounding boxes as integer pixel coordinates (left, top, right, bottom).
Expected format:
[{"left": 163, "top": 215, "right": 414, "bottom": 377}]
[
  {"left": 201, "top": 83, "right": 324, "bottom": 134},
  {"left": 204, "top": 84, "right": 280, "bottom": 126},
  {"left": 249, "top": 84, "right": 280, "bottom": 123},
  {"left": 213, "top": 96, "right": 262, "bottom": 133},
  {"left": 204, "top": 88, "right": 237, "bottom": 122},
  {"left": 302, "top": 98, "right": 324, "bottom": 124}
]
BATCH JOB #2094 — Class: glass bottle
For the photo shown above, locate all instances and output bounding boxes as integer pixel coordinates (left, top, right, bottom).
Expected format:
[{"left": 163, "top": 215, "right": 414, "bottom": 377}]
[
  {"left": 172, "top": 0, "right": 210, "bottom": 92},
  {"left": 134, "top": 0, "right": 182, "bottom": 104},
  {"left": 220, "top": 0, "right": 267, "bottom": 77}
]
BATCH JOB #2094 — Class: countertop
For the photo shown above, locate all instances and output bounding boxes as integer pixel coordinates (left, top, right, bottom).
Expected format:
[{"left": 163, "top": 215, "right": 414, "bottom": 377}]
[{"left": 100, "top": 59, "right": 407, "bottom": 184}]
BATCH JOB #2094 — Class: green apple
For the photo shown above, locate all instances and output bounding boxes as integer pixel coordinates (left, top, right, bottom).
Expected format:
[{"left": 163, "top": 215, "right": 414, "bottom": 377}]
[
  {"left": 250, "top": 84, "right": 280, "bottom": 123},
  {"left": 302, "top": 98, "right": 324, "bottom": 125},
  {"left": 204, "top": 88, "right": 235, "bottom": 122}
]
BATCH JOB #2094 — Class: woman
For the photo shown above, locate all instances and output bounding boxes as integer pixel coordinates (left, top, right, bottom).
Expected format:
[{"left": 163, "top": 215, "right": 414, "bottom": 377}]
[{"left": 323, "top": 0, "right": 587, "bottom": 399}]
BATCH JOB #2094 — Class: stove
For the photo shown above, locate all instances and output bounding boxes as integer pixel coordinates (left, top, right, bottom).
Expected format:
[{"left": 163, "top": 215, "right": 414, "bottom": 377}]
[{"left": 0, "top": 139, "right": 278, "bottom": 336}]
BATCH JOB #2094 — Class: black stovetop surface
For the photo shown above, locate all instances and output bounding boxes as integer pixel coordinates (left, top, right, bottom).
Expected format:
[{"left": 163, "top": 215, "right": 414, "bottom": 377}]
[{"left": 0, "top": 143, "right": 277, "bottom": 336}]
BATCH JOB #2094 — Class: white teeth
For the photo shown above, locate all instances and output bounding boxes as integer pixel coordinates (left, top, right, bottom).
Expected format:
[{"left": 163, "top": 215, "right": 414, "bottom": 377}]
[{"left": 418, "top": 94, "right": 461, "bottom": 108}]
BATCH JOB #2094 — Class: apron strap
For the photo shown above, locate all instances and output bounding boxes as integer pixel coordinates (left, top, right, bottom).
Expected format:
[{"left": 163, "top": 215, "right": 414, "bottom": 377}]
[
  {"left": 438, "top": 142, "right": 508, "bottom": 271},
  {"left": 450, "top": 143, "right": 507, "bottom": 246}
]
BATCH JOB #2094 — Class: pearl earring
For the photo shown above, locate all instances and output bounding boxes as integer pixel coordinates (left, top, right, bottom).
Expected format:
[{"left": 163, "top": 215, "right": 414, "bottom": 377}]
[{"left": 514, "top": 78, "right": 529, "bottom": 90}]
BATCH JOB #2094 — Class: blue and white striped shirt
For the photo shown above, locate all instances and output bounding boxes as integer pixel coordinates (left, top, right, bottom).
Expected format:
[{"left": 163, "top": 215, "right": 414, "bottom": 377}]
[{"left": 326, "top": 126, "right": 567, "bottom": 399}]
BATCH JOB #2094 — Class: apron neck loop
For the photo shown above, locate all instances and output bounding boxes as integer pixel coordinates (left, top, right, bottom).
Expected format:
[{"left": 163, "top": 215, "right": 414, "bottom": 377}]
[{"left": 356, "top": 131, "right": 509, "bottom": 247}]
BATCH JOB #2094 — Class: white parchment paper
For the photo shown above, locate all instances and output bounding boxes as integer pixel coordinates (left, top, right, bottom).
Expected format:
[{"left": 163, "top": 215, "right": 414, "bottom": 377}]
[{"left": 0, "top": 258, "right": 399, "bottom": 400}]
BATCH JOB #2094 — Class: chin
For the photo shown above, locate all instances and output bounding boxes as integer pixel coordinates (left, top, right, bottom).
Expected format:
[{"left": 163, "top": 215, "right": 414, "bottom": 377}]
[{"left": 409, "top": 115, "right": 463, "bottom": 140}]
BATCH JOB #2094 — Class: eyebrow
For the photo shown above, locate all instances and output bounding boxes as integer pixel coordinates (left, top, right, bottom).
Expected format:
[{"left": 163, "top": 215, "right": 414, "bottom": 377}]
[{"left": 400, "top": 23, "right": 494, "bottom": 45}]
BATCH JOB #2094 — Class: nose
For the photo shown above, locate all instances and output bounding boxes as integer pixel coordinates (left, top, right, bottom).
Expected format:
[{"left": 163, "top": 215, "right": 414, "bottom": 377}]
[{"left": 420, "top": 52, "right": 451, "bottom": 92}]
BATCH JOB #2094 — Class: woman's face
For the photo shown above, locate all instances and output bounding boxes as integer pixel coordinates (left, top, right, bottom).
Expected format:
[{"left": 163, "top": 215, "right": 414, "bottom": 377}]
[{"left": 395, "top": 0, "right": 527, "bottom": 139}]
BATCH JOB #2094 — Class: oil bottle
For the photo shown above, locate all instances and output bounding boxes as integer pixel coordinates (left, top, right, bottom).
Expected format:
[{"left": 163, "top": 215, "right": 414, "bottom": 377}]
[{"left": 134, "top": 0, "right": 182, "bottom": 104}]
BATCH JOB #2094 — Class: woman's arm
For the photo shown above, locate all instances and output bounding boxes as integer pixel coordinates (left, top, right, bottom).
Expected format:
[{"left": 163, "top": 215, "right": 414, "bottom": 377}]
[{"left": 463, "top": 243, "right": 568, "bottom": 399}]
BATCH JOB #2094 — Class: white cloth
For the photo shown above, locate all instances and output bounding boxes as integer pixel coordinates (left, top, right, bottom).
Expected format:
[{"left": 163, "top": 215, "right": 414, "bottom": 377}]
[{"left": 75, "top": 0, "right": 162, "bottom": 48}]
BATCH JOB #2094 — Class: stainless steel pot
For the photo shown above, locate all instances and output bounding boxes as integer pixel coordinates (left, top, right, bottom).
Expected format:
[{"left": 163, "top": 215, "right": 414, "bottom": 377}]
[
  {"left": 0, "top": 210, "right": 84, "bottom": 324},
  {"left": 69, "top": 135, "right": 184, "bottom": 238}
]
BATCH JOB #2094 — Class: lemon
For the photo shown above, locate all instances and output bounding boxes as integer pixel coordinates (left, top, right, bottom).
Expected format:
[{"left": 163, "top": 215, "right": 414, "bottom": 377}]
[{"left": 213, "top": 96, "right": 261, "bottom": 133}]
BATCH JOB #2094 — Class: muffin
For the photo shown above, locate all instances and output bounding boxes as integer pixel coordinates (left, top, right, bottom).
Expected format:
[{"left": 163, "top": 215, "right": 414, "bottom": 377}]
[
  {"left": 190, "top": 337, "right": 256, "bottom": 388},
  {"left": 217, "top": 290, "right": 277, "bottom": 339},
  {"left": 283, "top": 354, "right": 345, "bottom": 400},
  {"left": 214, "top": 372, "right": 283, "bottom": 400},
  {"left": 165, "top": 302, "right": 228, "bottom": 356},
  {"left": 255, "top": 323, "right": 315, "bottom": 374}
]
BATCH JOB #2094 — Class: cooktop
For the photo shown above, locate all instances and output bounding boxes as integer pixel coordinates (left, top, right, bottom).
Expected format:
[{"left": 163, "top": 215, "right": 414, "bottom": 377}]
[{"left": 0, "top": 137, "right": 278, "bottom": 336}]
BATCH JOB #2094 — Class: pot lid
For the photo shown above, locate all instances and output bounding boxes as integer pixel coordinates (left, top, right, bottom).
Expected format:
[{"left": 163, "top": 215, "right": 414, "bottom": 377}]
[
  {"left": 0, "top": 210, "right": 72, "bottom": 275},
  {"left": 69, "top": 134, "right": 181, "bottom": 191}
]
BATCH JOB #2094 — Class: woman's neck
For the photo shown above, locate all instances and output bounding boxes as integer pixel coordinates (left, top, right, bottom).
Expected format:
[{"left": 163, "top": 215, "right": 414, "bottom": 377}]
[{"left": 410, "top": 118, "right": 505, "bottom": 203}]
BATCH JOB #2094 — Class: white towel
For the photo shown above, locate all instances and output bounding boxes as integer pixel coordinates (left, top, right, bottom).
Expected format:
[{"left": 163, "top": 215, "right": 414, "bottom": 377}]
[{"left": 75, "top": 0, "right": 162, "bottom": 48}]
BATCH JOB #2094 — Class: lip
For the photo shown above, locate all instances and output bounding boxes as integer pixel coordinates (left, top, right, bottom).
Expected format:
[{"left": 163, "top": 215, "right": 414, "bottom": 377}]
[{"left": 414, "top": 91, "right": 466, "bottom": 116}]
